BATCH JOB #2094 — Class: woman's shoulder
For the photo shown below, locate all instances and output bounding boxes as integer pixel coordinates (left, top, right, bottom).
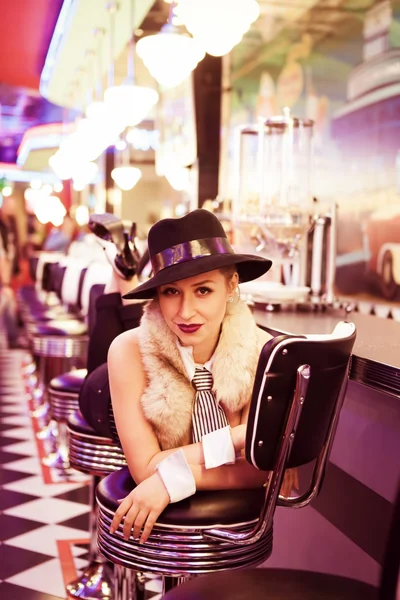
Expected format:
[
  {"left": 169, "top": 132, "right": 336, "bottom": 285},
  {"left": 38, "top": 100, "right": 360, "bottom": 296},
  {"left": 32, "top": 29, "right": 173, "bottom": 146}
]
[{"left": 108, "top": 326, "right": 142, "bottom": 363}]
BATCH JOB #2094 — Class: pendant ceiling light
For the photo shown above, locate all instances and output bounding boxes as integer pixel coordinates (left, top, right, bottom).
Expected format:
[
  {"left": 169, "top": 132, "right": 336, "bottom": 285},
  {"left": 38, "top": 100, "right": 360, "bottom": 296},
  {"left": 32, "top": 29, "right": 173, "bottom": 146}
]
[
  {"left": 176, "top": 0, "right": 260, "bottom": 57},
  {"left": 104, "top": 0, "right": 158, "bottom": 127},
  {"left": 111, "top": 166, "right": 142, "bottom": 190},
  {"left": 85, "top": 27, "right": 125, "bottom": 145},
  {"left": 136, "top": 2, "right": 205, "bottom": 89}
]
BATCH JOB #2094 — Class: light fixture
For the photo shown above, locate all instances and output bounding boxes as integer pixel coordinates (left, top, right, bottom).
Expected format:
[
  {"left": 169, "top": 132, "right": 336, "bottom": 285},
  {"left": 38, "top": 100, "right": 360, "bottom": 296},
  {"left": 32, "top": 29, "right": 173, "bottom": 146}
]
[
  {"left": 75, "top": 204, "right": 90, "bottom": 226},
  {"left": 136, "top": 22, "right": 205, "bottom": 88},
  {"left": 71, "top": 161, "right": 99, "bottom": 190},
  {"left": 165, "top": 166, "right": 190, "bottom": 191},
  {"left": 104, "top": 0, "right": 158, "bottom": 127},
  {"left": 176, "top": 0, "right": 259, "bottom": 57},
  {"left": 34, "top": 194, "right": 67, "bottom": 225},
  {"left": 31, "top": 179, "right": 42, "bottom": 190},
  {"left": 41, "top": 184, "right": 53, "bottom": 196},
  {"left": 2, "top": 186, "right": 12, "bottom": 197},
  {"left": 111, "top": 166, "right": 142, "bottom": 190}
]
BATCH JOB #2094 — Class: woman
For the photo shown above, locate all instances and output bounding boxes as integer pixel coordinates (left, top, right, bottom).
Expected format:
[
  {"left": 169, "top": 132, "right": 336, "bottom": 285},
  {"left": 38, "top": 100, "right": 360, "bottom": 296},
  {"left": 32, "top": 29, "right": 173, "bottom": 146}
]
[{"left": 108, "top": 209, "right": 285, "bottom": 544}]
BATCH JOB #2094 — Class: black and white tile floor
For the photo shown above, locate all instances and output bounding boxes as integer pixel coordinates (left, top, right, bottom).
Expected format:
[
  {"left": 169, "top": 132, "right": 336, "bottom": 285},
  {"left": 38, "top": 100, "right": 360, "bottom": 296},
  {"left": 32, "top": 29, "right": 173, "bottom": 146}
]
[{"left": 0, "top": 349, "right": 162, "bottom": 600}]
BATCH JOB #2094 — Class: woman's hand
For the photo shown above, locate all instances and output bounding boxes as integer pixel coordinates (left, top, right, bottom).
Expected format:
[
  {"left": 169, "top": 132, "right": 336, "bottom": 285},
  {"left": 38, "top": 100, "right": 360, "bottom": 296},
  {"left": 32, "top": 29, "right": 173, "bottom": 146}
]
[
  {"left": 231, "top": 424, "right": 247, "bottom": 453},
  {"left": 280, "top": 468, "right": 300, "bottom": 498},
  {"left": 110, "top": 472, "right": 170, "bottom": 543}
]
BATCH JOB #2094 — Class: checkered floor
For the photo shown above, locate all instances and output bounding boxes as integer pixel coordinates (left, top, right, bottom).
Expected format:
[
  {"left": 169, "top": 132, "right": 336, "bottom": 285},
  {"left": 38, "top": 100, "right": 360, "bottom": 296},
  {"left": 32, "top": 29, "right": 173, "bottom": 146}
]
[{"left": 0, "top": 348, "right": 162, "bottom": 599}]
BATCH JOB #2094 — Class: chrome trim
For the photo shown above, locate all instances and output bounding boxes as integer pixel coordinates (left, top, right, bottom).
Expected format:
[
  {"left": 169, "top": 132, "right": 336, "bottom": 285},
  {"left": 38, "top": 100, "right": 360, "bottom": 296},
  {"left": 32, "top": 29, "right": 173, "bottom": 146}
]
[
  {"left": 96, "top": 500, "right": 273, "bottom": 576},
  {"left": 350, "top": 355, "right": 400, "bottom": 399},
  {"left": 32, "top": 335, "right": 88, "bottom": 358}
]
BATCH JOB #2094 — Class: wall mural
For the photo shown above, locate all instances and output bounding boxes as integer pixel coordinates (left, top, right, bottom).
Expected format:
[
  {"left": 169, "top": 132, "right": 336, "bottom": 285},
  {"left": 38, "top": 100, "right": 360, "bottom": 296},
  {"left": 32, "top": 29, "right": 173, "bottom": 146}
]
[{"left": 227, "top": 0, "right": 400, "bottom": 303}]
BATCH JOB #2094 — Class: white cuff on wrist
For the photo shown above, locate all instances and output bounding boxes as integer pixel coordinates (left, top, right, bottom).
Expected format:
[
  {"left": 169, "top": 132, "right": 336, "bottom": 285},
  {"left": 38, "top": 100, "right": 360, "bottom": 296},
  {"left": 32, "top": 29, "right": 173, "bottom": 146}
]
[
  {"left": 202, "top": 426, "right": 236, "bottom": 469},
  {"left": 156, "top": 449, "right": 196, "bottom": 503}
]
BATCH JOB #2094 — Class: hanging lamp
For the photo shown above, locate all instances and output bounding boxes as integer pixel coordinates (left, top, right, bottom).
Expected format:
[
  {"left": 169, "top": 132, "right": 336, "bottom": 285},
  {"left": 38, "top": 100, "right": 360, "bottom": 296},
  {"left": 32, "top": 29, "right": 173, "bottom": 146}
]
[
  {"left": 111, "top": 138, "right": 142, "bottom": 191},
  {"left": 136, "top": 2, "right": 205, "bottom": 88},
  {"left": 176, "top": 0, "right": 259, "bottom": 57},
  {"left": 111, "top": 165, "right": 142, "bottom": 190},
  {"left": 104, "top": 0, "right": 158, "bottom": 127}
]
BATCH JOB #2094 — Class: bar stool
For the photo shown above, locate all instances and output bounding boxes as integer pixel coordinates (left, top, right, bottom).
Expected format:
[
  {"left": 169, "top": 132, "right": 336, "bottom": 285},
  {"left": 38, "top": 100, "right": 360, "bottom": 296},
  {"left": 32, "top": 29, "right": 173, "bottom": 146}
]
[
  {"left": 27, "top": 258, "right": 90, "bottom": 422},
  {"left": 96, "top": 322, "right": 356, "bottom": 598},
  {"left": 41, "top": 264, "right": 112, "bottom": 468},
  {"left": 66, "top": 410, "right": 127, "bottom": 599}
]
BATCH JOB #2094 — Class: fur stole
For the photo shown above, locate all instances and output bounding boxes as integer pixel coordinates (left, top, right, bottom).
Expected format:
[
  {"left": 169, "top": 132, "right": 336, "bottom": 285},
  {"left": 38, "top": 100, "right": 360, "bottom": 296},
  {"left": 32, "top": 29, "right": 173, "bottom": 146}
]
[{"left": 137, "top": 298, "right": 268, "bottom": 450}]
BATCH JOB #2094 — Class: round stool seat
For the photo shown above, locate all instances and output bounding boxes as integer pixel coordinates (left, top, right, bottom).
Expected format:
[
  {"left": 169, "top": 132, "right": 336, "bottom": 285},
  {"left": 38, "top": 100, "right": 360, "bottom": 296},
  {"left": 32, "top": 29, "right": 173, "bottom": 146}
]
[
  {"left": 96, "top": 468, "right": 272, "bottom": 576},
  {"left": 68, "top": 411, "right": 126, "bottom": 476},
  {"left": 30, "top": 320, "right": 87, "bottom": 336},
  {"left": 98, "top": 467, "right": 265, "bottom": 528},
  {"left": 162, "top": 568, "right": 378, "bottom": 600},
  {"left": 68, "top": 409, "right": 102, "bottom": 436},
  {"left": 48, "top": 370, "right": 87, "bottom": 421},
  {"left": 49, "top": 369, "right": 87, "bottom": 394}
]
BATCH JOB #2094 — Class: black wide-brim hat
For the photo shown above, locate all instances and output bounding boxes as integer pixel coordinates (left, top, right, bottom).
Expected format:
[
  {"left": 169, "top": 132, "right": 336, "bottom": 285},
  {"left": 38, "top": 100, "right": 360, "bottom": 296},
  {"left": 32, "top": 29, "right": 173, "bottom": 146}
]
[{"left": 123, "top": 209, "right": 272, "bottom": 300}]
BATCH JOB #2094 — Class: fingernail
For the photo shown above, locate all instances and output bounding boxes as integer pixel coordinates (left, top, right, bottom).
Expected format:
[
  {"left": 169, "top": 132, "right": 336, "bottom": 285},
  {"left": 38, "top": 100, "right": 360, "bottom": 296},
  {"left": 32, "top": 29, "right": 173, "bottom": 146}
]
[{"left": 109, "top": 527, "right": 115, "bottom": 534}]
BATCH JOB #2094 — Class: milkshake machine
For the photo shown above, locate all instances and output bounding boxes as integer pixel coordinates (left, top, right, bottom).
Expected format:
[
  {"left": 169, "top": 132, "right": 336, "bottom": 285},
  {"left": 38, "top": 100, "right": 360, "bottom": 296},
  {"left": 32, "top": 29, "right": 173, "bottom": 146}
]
[{"left": 232, "top": 109, "right": 337, "bottom": 306}]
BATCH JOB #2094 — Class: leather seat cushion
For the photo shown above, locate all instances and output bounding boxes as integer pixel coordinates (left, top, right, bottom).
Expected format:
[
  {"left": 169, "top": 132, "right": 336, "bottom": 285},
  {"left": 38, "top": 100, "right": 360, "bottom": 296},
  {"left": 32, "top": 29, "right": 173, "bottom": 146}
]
[
  {"left": 49, "top": 369, "right": 87, "bottom": 393},
  {"left": 162, "top": 568, "right": 378, "bottom": 600},
  {"left": 97, "top": 467, "right": 265, "bottom": 527},
  {"left": 32, "top": 320, "right": 87, "bottom": 336},
  {"left": 68, "top": 409, "right": 99, "bottom": 436}
]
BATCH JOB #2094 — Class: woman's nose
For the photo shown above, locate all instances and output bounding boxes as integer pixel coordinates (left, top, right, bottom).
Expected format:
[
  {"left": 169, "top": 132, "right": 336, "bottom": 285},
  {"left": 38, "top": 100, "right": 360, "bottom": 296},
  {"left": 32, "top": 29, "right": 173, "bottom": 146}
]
[{"left": 178, "top": 294, "right": 196, "bottom": 320}]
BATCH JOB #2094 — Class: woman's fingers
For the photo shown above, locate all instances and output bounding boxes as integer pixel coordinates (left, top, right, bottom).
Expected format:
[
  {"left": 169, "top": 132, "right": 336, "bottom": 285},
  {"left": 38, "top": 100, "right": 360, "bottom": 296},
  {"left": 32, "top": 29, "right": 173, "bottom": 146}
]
[
  {"left": 110, "top": 496, "right": 133, "bottom": 534},
  {"left": 122, "top": 504, "right": 140, "bottom": 540},
  {"left": 140, "top": 512, "right": 157, "bottom": 544},
  {"left": 132, "top": 509, "right": 148, "bottom": 541}
]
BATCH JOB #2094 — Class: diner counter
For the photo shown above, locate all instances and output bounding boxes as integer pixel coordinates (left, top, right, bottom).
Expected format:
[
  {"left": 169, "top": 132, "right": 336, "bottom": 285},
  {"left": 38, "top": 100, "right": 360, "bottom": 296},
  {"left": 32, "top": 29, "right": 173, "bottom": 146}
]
[{"left": 253, "top": 307, "right": 400, "bottom": 399}]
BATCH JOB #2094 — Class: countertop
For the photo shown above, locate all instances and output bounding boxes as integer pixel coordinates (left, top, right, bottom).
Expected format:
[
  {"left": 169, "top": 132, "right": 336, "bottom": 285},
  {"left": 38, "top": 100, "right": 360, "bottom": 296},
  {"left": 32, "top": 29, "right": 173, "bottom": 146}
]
[{"left": 253, "top": 307, "right": 400, "bottom": 398}]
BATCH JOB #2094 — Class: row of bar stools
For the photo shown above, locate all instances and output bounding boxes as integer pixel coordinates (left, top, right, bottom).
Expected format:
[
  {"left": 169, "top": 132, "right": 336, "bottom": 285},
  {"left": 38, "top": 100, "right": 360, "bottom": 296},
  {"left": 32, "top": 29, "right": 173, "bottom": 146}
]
[
  {"left": 66, "top": 410, "right": 127, "bottom": 599},
  {"left": 27, "top": 260, "right": 111, "bottom": 473}
]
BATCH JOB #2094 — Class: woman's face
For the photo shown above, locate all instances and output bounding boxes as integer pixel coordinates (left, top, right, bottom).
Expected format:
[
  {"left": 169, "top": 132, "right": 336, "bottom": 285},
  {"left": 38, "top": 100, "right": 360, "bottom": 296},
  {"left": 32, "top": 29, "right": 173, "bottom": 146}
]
[{"left": 158, "top": 269, "right": 237, "bottom": 357}]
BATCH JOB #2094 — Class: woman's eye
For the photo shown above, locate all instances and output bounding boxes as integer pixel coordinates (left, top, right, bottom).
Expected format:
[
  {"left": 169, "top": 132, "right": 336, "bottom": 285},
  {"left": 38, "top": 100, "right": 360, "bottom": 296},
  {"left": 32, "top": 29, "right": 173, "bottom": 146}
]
[
  {"left": 197, "top": 287, "right": 212, "bottom": 295},
  {"left": 161, "top": 287, "right": 179, "bottom": 296}
]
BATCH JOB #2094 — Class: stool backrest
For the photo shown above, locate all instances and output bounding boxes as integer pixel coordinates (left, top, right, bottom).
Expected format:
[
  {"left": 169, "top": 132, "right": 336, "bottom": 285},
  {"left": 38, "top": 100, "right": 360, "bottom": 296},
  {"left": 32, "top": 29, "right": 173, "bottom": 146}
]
[
  {"left": 80, "top": 262, "right": 112, "bottom": 317},
  {"left": 35, "top": 251, "right": 65, "bottom": 291},
  {"left": 60, "top": 258, "right": 89, "bottom": 307},
  {"left": 204, "top": 321, "right": 356, "bottom": 546},
  {"left": 246, "top": 322, "right": 356, "bottom": 471}
]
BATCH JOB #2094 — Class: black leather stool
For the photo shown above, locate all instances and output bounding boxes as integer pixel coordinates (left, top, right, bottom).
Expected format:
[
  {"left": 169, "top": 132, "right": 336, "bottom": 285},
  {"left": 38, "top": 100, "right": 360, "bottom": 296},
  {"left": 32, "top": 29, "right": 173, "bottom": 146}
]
[
  {"left": 66, "top": 410, "right": 126, "bottom": 599},
  {"left": 96, "top": 322, "right": 356, "bottom": 599}
]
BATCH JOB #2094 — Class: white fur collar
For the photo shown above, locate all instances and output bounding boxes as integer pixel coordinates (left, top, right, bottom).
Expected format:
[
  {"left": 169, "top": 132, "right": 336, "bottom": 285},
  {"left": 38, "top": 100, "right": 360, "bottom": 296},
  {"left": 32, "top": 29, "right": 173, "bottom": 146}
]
[{"left": 137, "top": 298, "right": 267, "bottom": 450}]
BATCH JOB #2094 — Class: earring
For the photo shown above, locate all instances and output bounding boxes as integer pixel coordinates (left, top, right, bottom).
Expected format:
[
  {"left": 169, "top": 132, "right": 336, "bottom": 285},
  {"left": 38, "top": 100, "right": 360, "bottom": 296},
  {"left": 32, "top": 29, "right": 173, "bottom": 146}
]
[{"left": 228, "top": 296, "right": 234, "bottom": 303}]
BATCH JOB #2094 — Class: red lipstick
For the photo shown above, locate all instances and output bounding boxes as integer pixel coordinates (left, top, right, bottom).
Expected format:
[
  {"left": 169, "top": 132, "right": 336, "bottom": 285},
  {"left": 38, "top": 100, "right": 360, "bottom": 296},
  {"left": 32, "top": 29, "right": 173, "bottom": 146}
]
[{"left": 178, "top": 324, "right": 203, "bottom": 334}]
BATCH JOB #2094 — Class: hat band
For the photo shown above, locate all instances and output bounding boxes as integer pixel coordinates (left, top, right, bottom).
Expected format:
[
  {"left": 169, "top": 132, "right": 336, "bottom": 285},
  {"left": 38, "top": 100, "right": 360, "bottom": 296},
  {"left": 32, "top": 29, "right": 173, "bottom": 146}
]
[{"left": 152, "top": 237, "right": 234, "bottom": 275}]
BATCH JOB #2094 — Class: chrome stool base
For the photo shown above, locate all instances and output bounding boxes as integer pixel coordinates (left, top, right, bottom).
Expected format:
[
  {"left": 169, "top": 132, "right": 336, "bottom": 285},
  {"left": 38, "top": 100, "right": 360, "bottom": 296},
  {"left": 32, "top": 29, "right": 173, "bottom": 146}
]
[
  {"left": 114, "top": 565, "right": 145, "bottom": 600},
  {"left": 42, "top": 450, "right": 70, "bottom": 471},
  {"left": 66, "top": 561, "right": 114, "bottom": 599},
  {"left": 36, "top": 421, "right": 58, "bottom": 440}
]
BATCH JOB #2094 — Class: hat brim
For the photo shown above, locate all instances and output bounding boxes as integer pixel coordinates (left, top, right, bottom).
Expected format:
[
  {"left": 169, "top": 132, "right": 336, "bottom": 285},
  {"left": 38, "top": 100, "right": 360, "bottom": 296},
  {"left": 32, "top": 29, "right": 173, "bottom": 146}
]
[{"left": 123, "top": 254, "right": 273, "bottom": 300}]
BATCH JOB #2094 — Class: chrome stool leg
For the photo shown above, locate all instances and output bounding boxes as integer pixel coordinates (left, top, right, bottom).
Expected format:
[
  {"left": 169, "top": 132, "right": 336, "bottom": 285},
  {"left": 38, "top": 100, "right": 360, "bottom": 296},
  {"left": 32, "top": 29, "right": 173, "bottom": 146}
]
[
  {"left": 162, "top": 576, "right": 191, "bottom": 595},
  {"left": 36, "top": 420, "right": 58, "bottom": 440},
  {"left": 113, "top": 566, "right": 145, "bottom": 600},
  {"left": 66, "top": 477, "right": 114, "bottom": 599},
  {"left": 42, "top": 421, "right": 70, "bottom": 471}
]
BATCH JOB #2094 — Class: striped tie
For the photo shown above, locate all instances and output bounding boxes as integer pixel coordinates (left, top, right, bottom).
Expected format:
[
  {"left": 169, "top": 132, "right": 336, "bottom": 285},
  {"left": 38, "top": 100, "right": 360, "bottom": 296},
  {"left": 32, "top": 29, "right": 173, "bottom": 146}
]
[{"left": 191, "top": 367, "right": 229, "bottom": 443}]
